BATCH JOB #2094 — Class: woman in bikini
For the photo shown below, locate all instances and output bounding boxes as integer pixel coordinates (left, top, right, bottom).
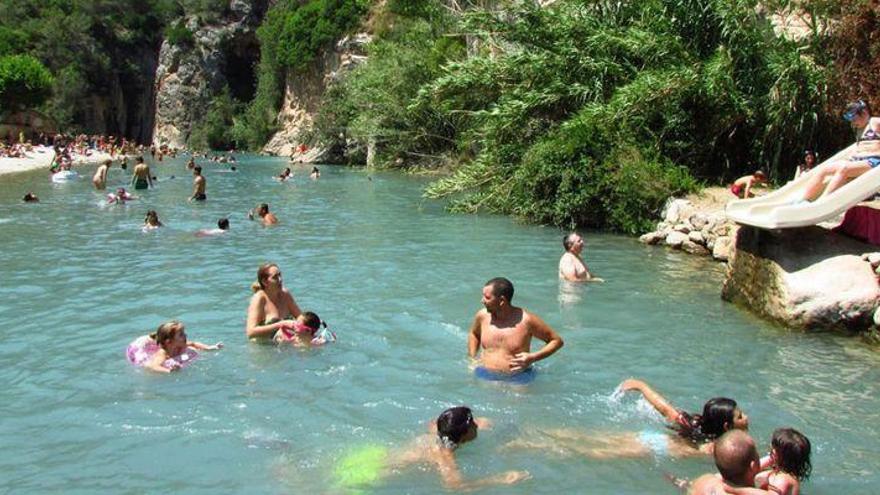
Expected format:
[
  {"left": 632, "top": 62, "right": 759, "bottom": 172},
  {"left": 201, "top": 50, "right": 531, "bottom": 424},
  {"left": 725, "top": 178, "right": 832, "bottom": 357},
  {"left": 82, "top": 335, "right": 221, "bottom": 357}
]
[
  {"left": 800, "top": 99, "right": 880, "bottom": 201},
  {"left": 245, "top": 263, "right": 302, "bottom": 340}
]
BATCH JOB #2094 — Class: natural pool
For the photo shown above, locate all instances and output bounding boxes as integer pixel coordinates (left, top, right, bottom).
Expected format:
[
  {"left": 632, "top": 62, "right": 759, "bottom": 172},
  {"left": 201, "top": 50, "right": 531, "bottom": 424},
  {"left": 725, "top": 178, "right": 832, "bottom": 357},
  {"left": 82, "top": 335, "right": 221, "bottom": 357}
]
[{"left": 1, "top": 155, "right": 879, "bottom": 494}]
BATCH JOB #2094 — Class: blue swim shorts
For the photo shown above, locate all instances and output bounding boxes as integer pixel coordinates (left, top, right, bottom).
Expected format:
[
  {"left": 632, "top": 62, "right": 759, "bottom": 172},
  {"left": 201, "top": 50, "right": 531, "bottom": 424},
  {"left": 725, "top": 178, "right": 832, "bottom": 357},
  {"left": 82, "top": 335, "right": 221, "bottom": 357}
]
[
  {"left": 473, "top": 366, "right": 536, "bottom": 384},
  {"left": 852, "top": 156, "right": 880, "bottom": 168}
]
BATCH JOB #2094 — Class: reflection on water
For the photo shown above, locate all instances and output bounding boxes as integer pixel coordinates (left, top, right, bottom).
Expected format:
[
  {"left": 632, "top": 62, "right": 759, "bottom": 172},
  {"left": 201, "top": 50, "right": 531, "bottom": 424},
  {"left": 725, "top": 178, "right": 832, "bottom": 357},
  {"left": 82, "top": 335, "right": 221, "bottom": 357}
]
[{"left": 0, "top": 157, "right": 879, "bottom": 494}]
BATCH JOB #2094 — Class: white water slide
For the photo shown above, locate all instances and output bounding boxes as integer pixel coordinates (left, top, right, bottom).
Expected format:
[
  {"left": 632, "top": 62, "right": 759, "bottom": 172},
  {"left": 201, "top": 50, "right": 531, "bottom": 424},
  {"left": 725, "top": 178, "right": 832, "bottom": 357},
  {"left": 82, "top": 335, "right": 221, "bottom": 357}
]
[{"left": 725, "top": 143, "right": 880, "bottom": 229}]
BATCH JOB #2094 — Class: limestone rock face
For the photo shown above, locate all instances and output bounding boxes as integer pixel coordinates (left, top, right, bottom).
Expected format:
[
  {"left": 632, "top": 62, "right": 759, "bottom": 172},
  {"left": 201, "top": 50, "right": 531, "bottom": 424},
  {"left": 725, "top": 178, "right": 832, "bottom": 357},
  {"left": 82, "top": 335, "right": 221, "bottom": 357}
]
[
  {"left": 152, "top": 1, "right": 268, "bottom": 148},
  {"left": 262, "top": 34, "right": 371, "bottom": 160},
  {"left": 722, "top": 226, "right": 880, "bottom": 330}
]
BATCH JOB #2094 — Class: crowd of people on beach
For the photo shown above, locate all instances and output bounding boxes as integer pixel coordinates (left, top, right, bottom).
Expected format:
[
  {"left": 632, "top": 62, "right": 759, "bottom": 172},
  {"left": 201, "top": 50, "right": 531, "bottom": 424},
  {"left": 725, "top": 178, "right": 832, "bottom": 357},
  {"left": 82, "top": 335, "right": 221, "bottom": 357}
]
[{"left": 19, "top": 135, "right": 816, "bottom": 493}]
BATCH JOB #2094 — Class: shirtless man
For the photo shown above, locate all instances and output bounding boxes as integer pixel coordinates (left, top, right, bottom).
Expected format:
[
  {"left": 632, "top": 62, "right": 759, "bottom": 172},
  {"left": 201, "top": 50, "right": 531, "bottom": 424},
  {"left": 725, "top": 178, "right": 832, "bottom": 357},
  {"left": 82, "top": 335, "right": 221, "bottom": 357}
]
[
  {"left": 130, "top": 156, "right": 152, "bottom": 190},
  {"left": 690, "top": 430, "right": 760, "bottom": 495},
  {"left": 92, "top": 159, "right": 112, "bottom": 190},
  {"left": 250, "top": 203, "right": 278, "bottom": 226},
  {"left": 559, "top": 233, "right": 603, "bottom": 282},
  {"left": 468, "top": 277, "right": 563, "bottom": 383},
  {"left": 189, "top": 166, "right": 206, "bottom": 201}
]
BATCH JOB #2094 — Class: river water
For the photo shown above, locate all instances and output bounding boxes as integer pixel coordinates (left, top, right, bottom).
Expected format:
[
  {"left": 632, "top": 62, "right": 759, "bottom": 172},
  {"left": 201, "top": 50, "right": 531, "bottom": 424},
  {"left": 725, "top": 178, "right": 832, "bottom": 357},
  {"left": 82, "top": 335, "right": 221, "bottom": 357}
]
[{"left": 0, "top": 156, "right": 878, "bottom": 494}]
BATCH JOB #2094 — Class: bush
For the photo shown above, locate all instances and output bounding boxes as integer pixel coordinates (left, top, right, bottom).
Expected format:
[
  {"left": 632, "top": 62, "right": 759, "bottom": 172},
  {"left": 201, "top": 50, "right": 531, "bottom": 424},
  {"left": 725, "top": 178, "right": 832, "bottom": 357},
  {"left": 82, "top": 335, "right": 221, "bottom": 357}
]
[
  {"left": 188, "top": 87, "right": 241, "bottom": 150},
  {"left": 165, "top": 20, "right": 194, "bottom": 46},
  {"left": 0, "top": 54, "right": 54, "bottom": 111}
]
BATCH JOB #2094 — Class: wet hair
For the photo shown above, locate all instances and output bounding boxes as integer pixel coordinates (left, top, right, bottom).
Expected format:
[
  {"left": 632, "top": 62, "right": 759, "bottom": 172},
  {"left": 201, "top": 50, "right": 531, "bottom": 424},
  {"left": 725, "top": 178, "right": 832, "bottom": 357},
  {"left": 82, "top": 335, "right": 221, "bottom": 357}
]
[
  {"left": 149, "top": 320, "right": 185, "bottom": 350},
  {"left": 436, "top": 406, "right": 475, "bottom": 446},
  {"left": 674, "top": 397, "right": 739, "bottom": 443},
  {"left": 771, "top": 428, "right": 812, "bottom": 481},
  {"left": 714, "top": 430, "right": 759, "bottom": 483},
  {"left": 144, "top": 210, "right": 161, "bottom": 226},
  {"left": 136, "top": 156, "right": 144, "bottom": 164},
  {"left": 251, "top": 263, "right": 279, "bottom": 293},
  {"left": 22, "top": 192, "right": 38, "bottom": 202},
  {"left": 102, "top": 159, "right": 112, "bottom": 166},
  {"left": 218, "top": 217, "right": 229, "bottom": 230},
  {"left": 563, "top": 233, "right": 579, "bottom": 251},
  {"left": 194, "top": 166, "right": 202, "bottom": 174},
  {"left": 485, "top": 277, "right": 514, "bottom": 302},
  {"left": 300, "top": 311, "right": 322, "bottom": 332},
  {"left": 259, "top": 203, "right": 269, "bottom": 214}
]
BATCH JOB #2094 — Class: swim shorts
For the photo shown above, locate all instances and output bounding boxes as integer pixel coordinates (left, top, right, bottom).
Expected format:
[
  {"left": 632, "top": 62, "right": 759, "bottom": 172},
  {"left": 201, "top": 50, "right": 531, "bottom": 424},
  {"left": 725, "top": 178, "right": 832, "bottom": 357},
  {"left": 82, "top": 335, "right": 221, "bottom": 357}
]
[
  {"left": 134, "top": 178, "right": 149, "bottom": 190},
  {"left": 194, "top": 193, "right": 206, "bottom": 201},
  {"left": 852, "top": 156, "right": 880, "bottom": 168},
  {"left": 473, "top": 366, "right": 536, "bottom": 384}
]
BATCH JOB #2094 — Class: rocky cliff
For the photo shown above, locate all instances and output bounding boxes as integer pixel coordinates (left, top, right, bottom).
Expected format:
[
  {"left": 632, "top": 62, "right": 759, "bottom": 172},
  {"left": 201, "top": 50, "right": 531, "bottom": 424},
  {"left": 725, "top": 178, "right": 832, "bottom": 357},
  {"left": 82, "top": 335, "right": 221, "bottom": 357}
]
[
  {"left": 262, "top": 34, "right": 370, "bottom": 160},
  {"left": 152, "top": 1, "right": 267, "bottom": 148}
]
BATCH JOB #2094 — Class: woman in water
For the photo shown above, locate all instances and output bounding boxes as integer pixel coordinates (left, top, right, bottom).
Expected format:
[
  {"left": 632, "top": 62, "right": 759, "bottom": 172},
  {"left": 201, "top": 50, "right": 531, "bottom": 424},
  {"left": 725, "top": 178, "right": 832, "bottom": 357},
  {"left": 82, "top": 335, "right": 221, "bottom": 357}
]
[
  {"left": 506, "top": 378, "right": 749, "bottom": 459},
  {"left": 245, "top": 263, "right": 302, "bottom": 340},
  {"left": 143, "top": 210, "right": 163, "bottom": 231},
  {"left": 126, "top": 320, "right": 222, "bottom": 374}
]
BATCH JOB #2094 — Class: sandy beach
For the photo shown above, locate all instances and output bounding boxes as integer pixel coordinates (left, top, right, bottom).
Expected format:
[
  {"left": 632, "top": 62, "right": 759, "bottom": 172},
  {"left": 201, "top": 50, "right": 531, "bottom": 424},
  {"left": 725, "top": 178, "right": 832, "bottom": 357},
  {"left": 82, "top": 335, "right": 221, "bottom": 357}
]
[{"left": 0, "top": 146, "right": 121, "bottom": 177}]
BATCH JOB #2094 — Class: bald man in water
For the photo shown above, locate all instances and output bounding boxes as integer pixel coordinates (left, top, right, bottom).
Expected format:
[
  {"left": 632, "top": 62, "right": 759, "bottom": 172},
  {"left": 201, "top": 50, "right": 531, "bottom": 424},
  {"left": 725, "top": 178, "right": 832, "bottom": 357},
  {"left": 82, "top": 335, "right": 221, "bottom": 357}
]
[{"left": 690, "top": 430, "right": 761, "bottom": 495}]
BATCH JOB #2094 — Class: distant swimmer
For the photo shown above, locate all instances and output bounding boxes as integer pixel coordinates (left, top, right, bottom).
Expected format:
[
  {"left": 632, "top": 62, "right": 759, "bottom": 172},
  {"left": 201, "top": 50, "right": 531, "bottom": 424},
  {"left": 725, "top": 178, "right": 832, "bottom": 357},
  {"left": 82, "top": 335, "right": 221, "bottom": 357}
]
[
  {"left": 125, "top": 320, "right": 222, "bottom": 374},
  {"left": 186, "top": 157, "right": 195, "bottom": 170},
  {"left": 142, "top": 210, "right": 163, "bottom": 231},
  {"left": 559, "top": 232, "right": 603, "bottom": 282},
  {"left": 467, "top": 277, "right": 563, "bottom": 383},
  {"left": 277, "top": 167, "right": 292, "bottom": 181},
  {"left": 333, "top": 406, "right": 529, "bottom": 491},
  {"left": 22, "top": 192, "right": 39, "bottom": 203},
  {"left": 130, "top": 156, "right": 153, "bottom": 190},
  {"left": 689, "top": 431, "right": 760, "bottom": 495},
  {"left": 92, "top": 159, "right": 112, "bottom": 190},
  {"left": 245, "top": 263, "right": 302, "bottom": 340},
  {"left": 107, "top": 187, "right": 135, "bottom": 205},
  {"left": 249, "top": 203, "right": 278, "bottom": 226},
  {"left": 310, "top": 166, "right": 320, "bottom": 180},
  {"left": 189, "top": 166, "right": 206, "bottom": 201},
  {"left": 196, "top": 218, "right": 229, "bottom": 237}
]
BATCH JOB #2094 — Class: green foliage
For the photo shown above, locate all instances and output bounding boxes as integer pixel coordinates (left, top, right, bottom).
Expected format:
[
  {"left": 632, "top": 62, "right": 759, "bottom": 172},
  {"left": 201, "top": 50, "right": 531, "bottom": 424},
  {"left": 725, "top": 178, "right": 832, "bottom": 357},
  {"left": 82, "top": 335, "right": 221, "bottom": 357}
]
[
  {"left": 165, "top": 20, "right": 194, "bottom": 46},
  {"left": 188, "top": 87, "right": 241, "bottom": 150},
  {"left": 0, "top": 54, "right": 54, "bottom": 111},
  {"left": 0, "top": 27, "right": 28, "bottom": 56}
]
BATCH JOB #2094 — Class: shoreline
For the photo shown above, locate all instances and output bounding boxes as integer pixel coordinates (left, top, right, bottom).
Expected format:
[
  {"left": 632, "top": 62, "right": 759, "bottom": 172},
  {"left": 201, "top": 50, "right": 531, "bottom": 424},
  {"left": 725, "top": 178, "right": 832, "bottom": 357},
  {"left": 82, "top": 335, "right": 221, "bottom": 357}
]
[{"left": 0, "top": 146, "right": 122, "bottom": 177}]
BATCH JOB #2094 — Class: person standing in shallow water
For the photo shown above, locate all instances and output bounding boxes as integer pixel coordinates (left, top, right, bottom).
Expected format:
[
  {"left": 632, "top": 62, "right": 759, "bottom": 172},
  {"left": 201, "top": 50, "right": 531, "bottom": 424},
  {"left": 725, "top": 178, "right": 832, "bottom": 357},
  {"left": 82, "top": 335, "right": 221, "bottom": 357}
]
[
  {"left": 467, "top": 277, "right": 563, "bottom": 381},
  {"left": 130, "top": 156, "right": 152, "bottom": 190},
  {"left": 245, "top": 263, "right": 302, "bottom": 340},
  {"left": 189, "top": 166, "right": 206, "bottom": 201},
  {"left": 559, "top": 232, "right": 603, "bottom": 282},
  {"left": 92, "top": 159, "right": 111, "bottom": 190}
]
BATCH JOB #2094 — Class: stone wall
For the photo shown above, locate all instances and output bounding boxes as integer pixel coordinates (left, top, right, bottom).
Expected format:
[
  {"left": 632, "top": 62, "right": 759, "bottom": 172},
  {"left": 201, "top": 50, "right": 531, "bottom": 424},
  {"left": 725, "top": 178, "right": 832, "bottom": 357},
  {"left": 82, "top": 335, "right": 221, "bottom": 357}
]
[{"left": 639, "top": 198, "right": 737, "bottom": 261}]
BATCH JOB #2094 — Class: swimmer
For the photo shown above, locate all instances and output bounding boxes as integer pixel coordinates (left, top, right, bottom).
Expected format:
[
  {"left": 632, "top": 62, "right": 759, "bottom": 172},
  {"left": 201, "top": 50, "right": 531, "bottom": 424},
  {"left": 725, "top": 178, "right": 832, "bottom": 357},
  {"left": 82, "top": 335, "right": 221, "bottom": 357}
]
[
  {"left": 690, "top": 430, "right": 761, "bottom": 495},
  {"left": 273, "top": 311, "right": 332, "bottom": 346},
  {"left": 559, "top": 232, "right": 603, "bottom": 282},
  {"left": 276, "top": 167, "right": 292, "bottom": 181},
  {"left": 22, "top": 192, "right": 39, "bottom": 203},
  {"left": 126, "top": 320, "right": 222, "bottom": 374},
  {"left": 188, "top": 166, "right": 206, "bottom": 201},
  {"left": 248, "top": 203, "right": 278, "bottom": 226},
  {"left": 196, "top": 217, "right": 230, "bottom": 237},
  {"left": 119, "top": 157, "right": 128, "bottom": 170},
  {"left": 92, "top": 159, "right": 112, "bottom": 190},
  {"left": 335, "top": 406, "right": 529, "bottom": 490},
  {"left": 143, "top": 210, "right": 163, "bottom": 230},
  {"left": 724, "top": 428, "right": 811, "bottom": 495},
  {"left": 310, "top": 166, "right": 320, "bottom": 179},
  {"left": 186, "top": 157, "right": 195, "bottom": 170},
  {"left": 130, "top": 156, "right": 153, "bottom": 190},
  {"left": 107, "top": 187, "right": 135, "bottom": 205},
  {"left": 468, "top": 277, "right": 563, "bottom": 382},
  {"left": 245, "top": 263, "right": 302, "bottom": 340}
]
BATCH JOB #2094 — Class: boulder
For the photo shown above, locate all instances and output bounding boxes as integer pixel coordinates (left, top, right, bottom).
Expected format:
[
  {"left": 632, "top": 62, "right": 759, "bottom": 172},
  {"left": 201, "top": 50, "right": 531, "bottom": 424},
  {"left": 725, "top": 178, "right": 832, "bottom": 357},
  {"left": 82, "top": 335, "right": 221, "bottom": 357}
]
[
  {"left": 639, "top": 232, "right": 665, "bottom": 245},
  {"left": 712, "top": 236, "right": 733, "bottom": 261},
  {"left": 682, "top": 240, "right": 711, "bottom": 256},
  {"left": 673, "top": 223, "right": 691, "bottom": 234},
  {"left": 663, "top": 199, "right": 695, "bottom": 224},
  {"left": 722, "top": 226, "right": 880, "bottom": 331},
  {"left": 690, "top": 213, "right": 709, "bottom": 230},
  {"left": 688, "top": 231, "right": 705, "bottom": 245},
  {"left": 665, "top": 231, "right": 689, "bottom": 248}
]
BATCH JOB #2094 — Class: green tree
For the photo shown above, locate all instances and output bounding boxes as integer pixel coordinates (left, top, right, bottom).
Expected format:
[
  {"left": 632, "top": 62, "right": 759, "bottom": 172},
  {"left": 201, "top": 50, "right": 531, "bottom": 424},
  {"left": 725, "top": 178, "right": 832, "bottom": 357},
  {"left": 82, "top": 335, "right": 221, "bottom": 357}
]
[{"left": 0, "top": 54, "right": 53, "bottom": 111}]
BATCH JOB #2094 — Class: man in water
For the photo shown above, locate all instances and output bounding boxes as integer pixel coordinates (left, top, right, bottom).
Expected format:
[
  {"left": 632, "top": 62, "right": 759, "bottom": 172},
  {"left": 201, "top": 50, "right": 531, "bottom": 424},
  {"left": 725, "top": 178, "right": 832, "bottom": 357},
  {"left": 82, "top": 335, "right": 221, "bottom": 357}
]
[
  {"left": 690, "top": 430, "right": 760, "bottom": 495},
  {"left": 189, "top": 166, "right": 206, "bottom": 201},
  {"left": 559, "top": 233, "right": 603, "bottom": 282},
  {"left": 468, "top": 277, "right": 563, "bottom": 383},
  {"left": 249, "top": 203, "right": 278, "bottom": 226},
  {"left": 130, "top": 156, "right": 152, "bottom": 190},
  {"left": 92, "top": 159, "right": 112, "bottom": 190},
  {"left": 196, "top": 218, "right": 229, "bottom": 237}
]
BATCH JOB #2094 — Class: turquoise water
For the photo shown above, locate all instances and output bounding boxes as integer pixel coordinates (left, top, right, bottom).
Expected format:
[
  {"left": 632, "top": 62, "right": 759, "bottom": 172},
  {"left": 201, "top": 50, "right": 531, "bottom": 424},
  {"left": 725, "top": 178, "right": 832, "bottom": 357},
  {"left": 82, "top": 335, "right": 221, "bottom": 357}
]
[{"left": 1, "top": 156, "right": 879, "bottom": 494}]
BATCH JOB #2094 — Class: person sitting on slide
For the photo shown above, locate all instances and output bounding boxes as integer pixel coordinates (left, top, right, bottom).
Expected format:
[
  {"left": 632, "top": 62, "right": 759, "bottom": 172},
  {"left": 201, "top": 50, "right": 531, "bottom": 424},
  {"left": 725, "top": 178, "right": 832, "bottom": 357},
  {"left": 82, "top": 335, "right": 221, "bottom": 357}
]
[{"left": 798, "top": 99, "right": 880, "bottom": 201}]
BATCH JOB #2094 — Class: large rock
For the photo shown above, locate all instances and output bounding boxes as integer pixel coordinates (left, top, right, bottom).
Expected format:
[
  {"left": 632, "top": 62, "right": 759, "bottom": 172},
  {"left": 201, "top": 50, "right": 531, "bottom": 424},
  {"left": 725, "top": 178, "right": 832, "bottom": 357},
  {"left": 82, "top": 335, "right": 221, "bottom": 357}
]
[
  {"left": 662, "top": 199, "right": 695, "bottom": 224},
  {"left": 665, "top": 231, "right": 689, "bottom": 248},
  {"left": 682, "top": 240, "right": 710, "bottom": 256},
  {"left": 712, "top": 236, "right": 733, "bottom": 261},
  {"left": 722, "top": 226, "right": 880, "bottom": 330}
]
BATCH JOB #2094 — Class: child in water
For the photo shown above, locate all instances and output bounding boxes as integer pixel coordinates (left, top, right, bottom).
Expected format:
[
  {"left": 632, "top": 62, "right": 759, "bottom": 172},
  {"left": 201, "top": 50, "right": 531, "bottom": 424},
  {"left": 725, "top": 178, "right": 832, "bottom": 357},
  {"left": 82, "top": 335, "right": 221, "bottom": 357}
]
[
  {"left": 273, "top": 311, "right": 333, "bottom": 346},
  {"left": 142, "top": 210, "right": 163, "bottom": 231},
  {"left": 107, "top": 187, "right": 134, "bottom": 205},
  {"left": 126, "top": 320, "right": 222, "bottom": 373},
  {"left": 725, "top": 428, "right": 811, "bottom": 495}
]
